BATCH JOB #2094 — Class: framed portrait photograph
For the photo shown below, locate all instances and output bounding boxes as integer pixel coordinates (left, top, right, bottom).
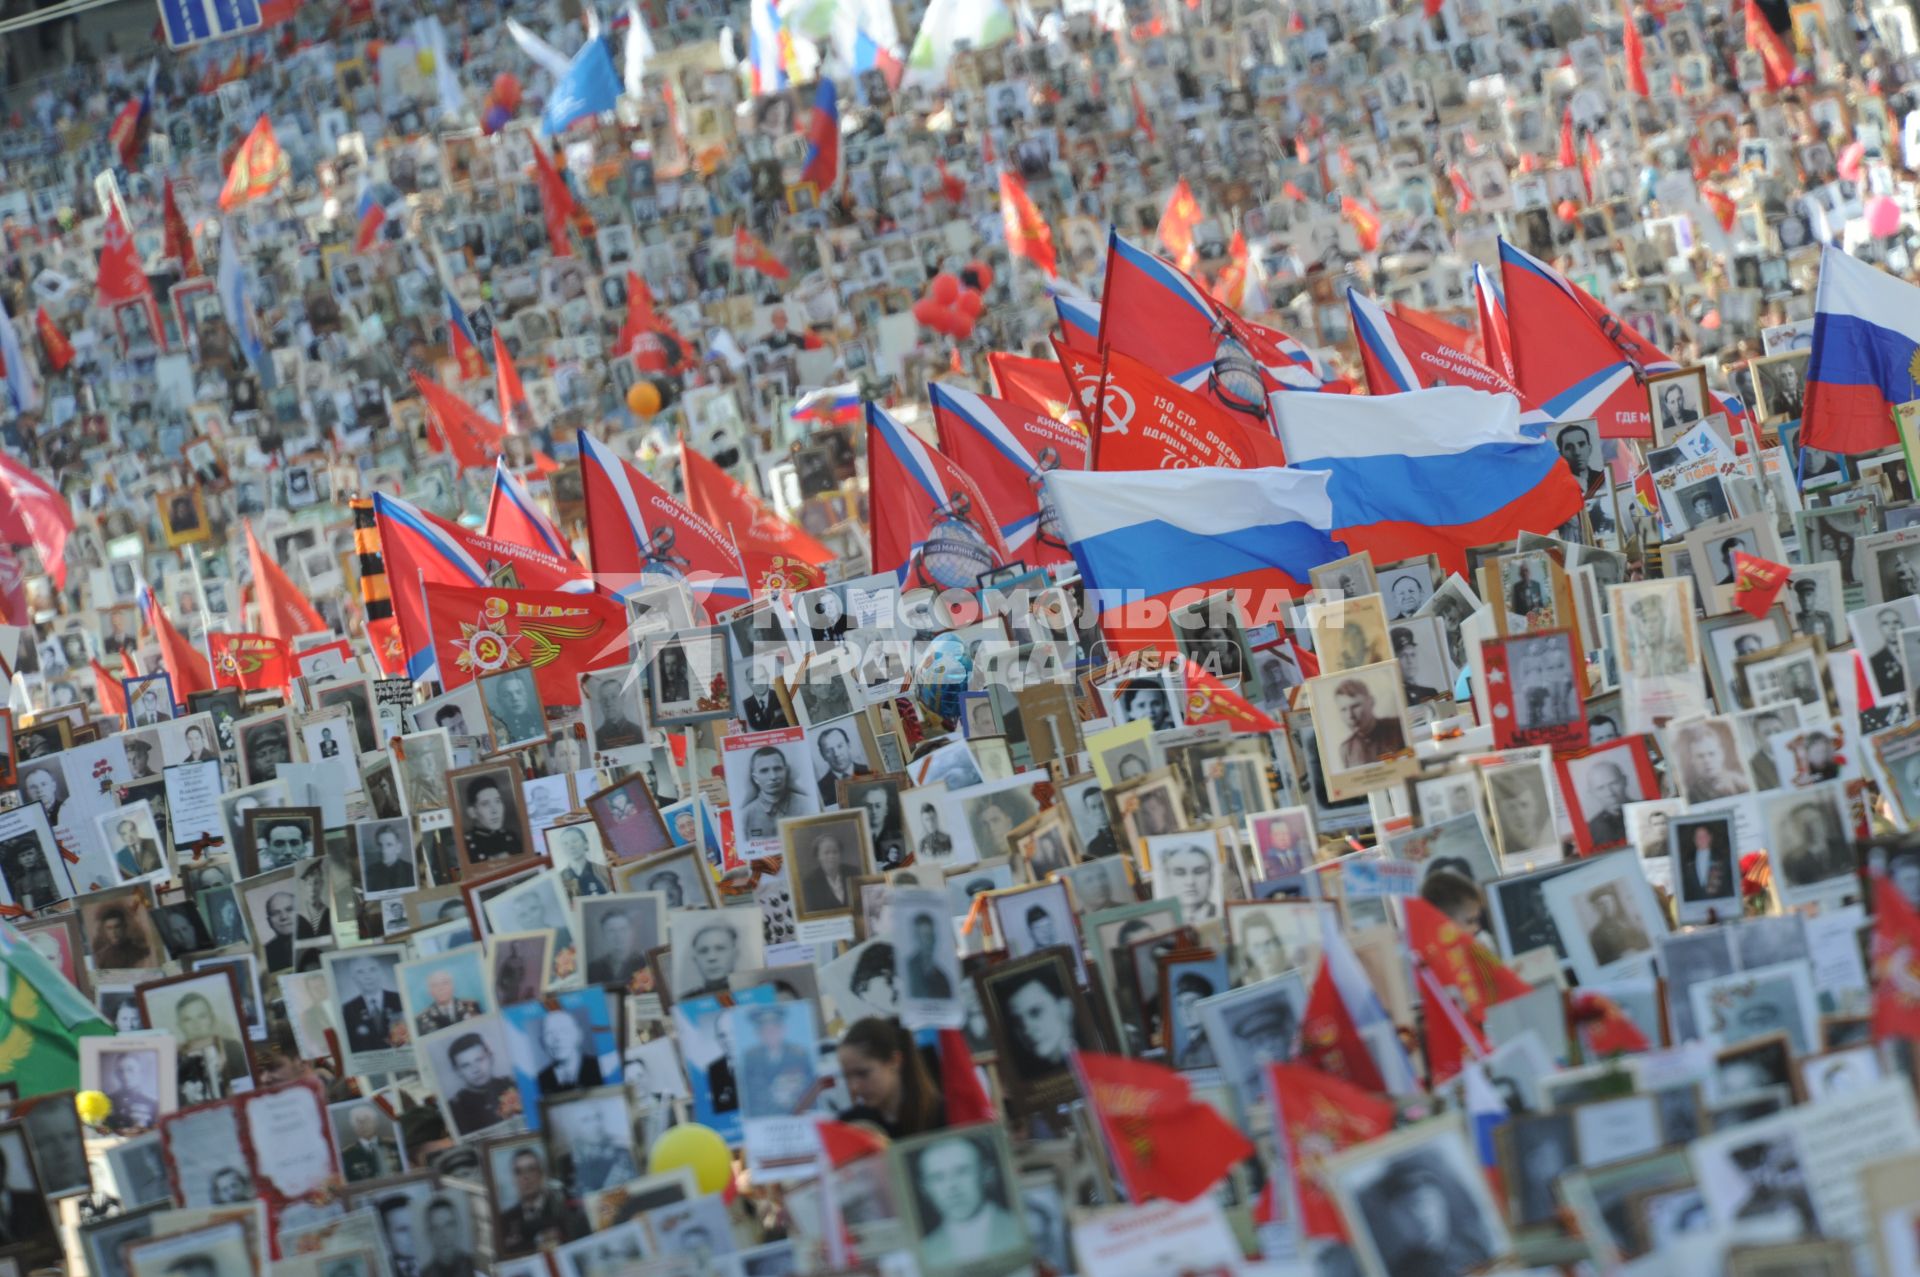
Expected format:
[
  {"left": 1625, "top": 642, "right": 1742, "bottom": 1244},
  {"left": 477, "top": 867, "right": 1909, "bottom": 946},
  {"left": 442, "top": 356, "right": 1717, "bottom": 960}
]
[
  {"left": 1759, "top": 782, "right": 1855, "bottom": 908},
  {"left": 781, "top": 650, "right": 862, "bottom": 728},
  {"left": 124, "top": 673, "right": 175, "bottom": 726},
  {"left": 234, "top": 710, "right": 294, "bottom": 786},
  {"left": 541, "top": 1083, "right": 641, "bottom": 1197},
  {"left": 646, "top": 627, "right": 730, "bottom": 726},
  {"left": 1306, "top": 593, "right": 1393, "bottom": 675},
  {"left": 889, "top": 1123, "right": 1034, "bottom": 1277},
  {"left": 1667, "top": 811, "right": 1740, "bottom": 924},
  {"left": 450, "top": 760, "right": 535, "bottom": 872},
  {"left": 239, "top": 804, "right": 323, "bottom": 878},
  {"left": 722, "top": 726, "right": 821, "bottom": 856},
  {"left": 1481, "top": 629, "right": 1588, "bottom": 751},
  {"left": 80, "top": 1034, "right": 175, "bottom": 1135},
  {"left": 477, "top": 666, "right": 549, "bottom": 752},
  {"left": 1323, "top": 1115, "right": 1511, "bottom": 1277},
  {"left": 136, "top": 967, "right": 254, "bottom": 1107},
  {"left": 578, "top": 892, "right": 666, "bottom": 994},
  {"left": 667, "top": 907, "right": 766, "bottom": 1001},
  {"left": 584, "top": 774, "right": 674, "bottom": 863},
  {"left": 610, "top": 846, "right": 718, "bottom": 910},
  {"left": 419, "top": 1013, "right": 521, "bottom": 1139},
  {"left": 1646, "top": 365, "right": 1711, "bottom": 442},
  {"left": 1555, "top": 737, "right": 1658, "bottom": 856},
  {"left": 324, "top": 944, "right": 413, "bottom": 1076},
  {"left": 356, "top": 817, "right": 419, "bottom": 899},
  {"left": 782, "top": 808, "right": 872, "bottom": 923},
  {"left": 397, "top": 943, "right": 490, "bottom": 1042},
  {"left": 976, "top": 948, "right": 1106, "bottom": 1113},
  {"left": 1748, "top": 350, "right": 1810, "bottom": 425},
  {"left": 1305, "top": 662, "right": 1415, "bottom": 801},
  {"left": 1170, "top": 591, "right": 1251, "bottom": 684},
  {"left": 1539, "top": 853, "right": 1665, "bottom": 985},
  {"left": 578, "top": 667, "right": 648, "bottom": 754}
]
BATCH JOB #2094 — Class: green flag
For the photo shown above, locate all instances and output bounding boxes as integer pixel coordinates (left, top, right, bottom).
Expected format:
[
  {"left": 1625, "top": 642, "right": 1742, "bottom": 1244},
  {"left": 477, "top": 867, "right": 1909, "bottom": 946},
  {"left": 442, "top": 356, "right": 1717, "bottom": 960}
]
[{"left": 0, "top": 921, "right": 114, "bottom": 1097}]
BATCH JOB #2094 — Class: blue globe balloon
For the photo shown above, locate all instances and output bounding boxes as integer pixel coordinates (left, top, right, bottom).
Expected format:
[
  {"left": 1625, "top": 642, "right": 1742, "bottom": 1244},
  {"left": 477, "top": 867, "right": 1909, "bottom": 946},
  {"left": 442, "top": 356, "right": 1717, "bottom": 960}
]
[{"left": 912, "top": 631, "right": 974, "bottom": 722}]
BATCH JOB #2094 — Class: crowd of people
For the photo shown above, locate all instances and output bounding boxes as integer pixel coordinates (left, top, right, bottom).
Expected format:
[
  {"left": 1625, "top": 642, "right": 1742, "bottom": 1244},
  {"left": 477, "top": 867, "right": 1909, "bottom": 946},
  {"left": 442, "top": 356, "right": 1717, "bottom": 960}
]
[{"left": 0, "top": 0, "right": 1918, "bottom": 1270}]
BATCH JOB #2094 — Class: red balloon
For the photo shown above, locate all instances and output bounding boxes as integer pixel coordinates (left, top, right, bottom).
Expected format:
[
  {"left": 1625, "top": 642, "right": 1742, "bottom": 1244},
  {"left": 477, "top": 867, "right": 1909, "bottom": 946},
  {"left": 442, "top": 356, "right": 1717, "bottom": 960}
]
[
  {"left": 912, "top": 298, "right": 942, "bottom": 326},
  {"left": 1555, "top": 199, "right": 1580, "bottom": 223},
  {"left": 953, "top": 315, "right": 976, "bottom": 340},
  {"left": 930, "top": 273, "right": 960, "bottom": 306},
  {"left": 493, "top": 73, "right": 523, "bottom": 112},
  {"left": 956, "top": 289, "right": 984, "bottom": 318},
  {"left": 966, "top": 260, "right": 993, "bottom": 290}
]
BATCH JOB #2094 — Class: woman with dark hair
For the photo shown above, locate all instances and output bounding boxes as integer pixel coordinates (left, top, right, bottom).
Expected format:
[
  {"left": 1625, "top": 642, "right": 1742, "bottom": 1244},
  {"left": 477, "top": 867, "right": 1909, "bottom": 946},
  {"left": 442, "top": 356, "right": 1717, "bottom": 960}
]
[
  {"left": 1815, "top": 517, "right": 1858, "bottom": 587},
  {"left": 836, "top": 1017, "right": 946, "bottom": 1138}
]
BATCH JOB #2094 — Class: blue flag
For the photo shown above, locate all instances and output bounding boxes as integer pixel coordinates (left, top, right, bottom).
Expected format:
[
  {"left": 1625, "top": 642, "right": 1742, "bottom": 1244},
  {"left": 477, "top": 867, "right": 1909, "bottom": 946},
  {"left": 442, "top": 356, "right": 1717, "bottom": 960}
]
[{"left": 540, "top": 37, "right": 622, "bottom": 137}]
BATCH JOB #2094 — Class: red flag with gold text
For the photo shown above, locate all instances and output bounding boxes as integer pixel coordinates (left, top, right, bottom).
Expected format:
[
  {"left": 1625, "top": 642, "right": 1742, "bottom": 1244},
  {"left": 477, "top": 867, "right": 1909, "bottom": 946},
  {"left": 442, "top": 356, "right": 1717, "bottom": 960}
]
[
  {"left": 422, "top": 582, "right": 630, "bottom": 706},
  {"left": 208, "top": 631, "right": 291, "bottom": 692}
]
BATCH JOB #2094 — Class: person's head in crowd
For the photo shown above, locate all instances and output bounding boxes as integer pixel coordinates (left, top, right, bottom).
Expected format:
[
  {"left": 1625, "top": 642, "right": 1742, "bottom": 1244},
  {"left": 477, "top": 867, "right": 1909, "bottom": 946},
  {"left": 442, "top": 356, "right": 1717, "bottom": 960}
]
[
  {"left": 1420, "top": 871, "right": 1487, "bottom": 935},
  {"left": 838, "top": 1017, "right": 944, "bottom": 1136}
]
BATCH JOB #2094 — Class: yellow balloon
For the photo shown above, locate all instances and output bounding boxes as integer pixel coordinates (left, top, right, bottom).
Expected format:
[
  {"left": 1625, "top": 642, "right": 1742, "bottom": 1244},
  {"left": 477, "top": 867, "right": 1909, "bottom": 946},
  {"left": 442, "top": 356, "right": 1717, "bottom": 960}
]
[
  {"left": 75, "top": 1090, "right": 111, "bottom": 1126},
  {"left": 627, "top": 381, "right": 663, "bottom": 418},
  {"left": 416, "top": 48, "right": 436, "bottom": 74},
  {"left": 647, "top": 1122, "right": 731, "bottom": 1195}
]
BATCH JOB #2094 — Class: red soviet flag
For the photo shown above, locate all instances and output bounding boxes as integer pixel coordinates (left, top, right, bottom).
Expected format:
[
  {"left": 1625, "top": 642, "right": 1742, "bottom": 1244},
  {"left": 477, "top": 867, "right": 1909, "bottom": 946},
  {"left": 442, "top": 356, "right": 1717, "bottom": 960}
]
[
  {"left": 1093, "top": 349, "right": 1287, "bottom": 471},
  {"left": 1873, "top": 874, "right": 1920, "bottom": 1044},
  {"left": 1733, "top": 550, "right": 1792, "bottom": 621},
  {"left": 531, "top": 141, "right": 579, "bottom": 258},
  {"left": 1077, "top": 1051, "right": 1253, "bottom": 1203},
  {"left": 1267, "top": 1063, "right": 1397, "bottom": 1240},
  {"left": 208, "top": 631, "right": 292, "bottom": 692},
  {"left": 1404, "top": 896, "right": 1533, "bottom": 1030},
  {"left": 245, "top": 520, "right": 327, "bottom": 641},
  {"left": 96, "top": 205, "right": 151, "bottom": 307},
  {"left": 422, "top": 583, "right": 630, "bottom": 707},
  {"left": 998, "top": 171, "right": 1058, "bottom": 278},
  {"left": 681, "top": 443, "right": 831, "bottom": 595}
]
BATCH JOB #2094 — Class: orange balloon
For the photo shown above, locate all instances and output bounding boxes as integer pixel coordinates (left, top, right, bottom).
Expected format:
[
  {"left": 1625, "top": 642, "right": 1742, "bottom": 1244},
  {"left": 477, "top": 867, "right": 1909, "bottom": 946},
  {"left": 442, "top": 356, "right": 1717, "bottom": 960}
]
[{"left": 627, "top": 381, "right": 663, "bottom": 417}]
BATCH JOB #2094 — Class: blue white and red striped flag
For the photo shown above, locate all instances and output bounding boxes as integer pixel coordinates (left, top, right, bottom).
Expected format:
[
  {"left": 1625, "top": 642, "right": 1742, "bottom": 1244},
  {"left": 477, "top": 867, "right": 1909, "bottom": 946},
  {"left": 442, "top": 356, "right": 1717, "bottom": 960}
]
[
  {"left": 1269, "top": 385, "right": 1584, "bottom": 576},
  {"left": 1803, "top": 243, "right": 1920, "bottom": 455},
  {"left": 929, "top": 382, "right": 1087, "bottom": 569}
]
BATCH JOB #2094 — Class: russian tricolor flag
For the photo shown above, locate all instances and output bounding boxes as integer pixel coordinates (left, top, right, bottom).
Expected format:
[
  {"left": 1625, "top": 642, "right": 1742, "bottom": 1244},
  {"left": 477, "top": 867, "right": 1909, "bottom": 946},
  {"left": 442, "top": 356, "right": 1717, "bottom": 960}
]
[
  {"left": 354, "top": 182, "right": 398, "bottom": 252},
  {"left": 800, "top": 78, "right": 841, "bottom": 192},
  {"left": 791, "top": 382, "right": 862, "bottom": 425},
  {"left": 748, "top": 0, "right": 789, "bottom": 94},
  {"left": 1053, "top": 292, "right": 1100, "bottom": 352},
  {"left": 1043, "top": 464, "right": 1345, "bottom": 653},
  {"left": 929, "top": 381, "right": 1088, "bottom": 568},
  {"left": 867, "top": 404, "right": 1010, "bottom": 586},
  {"left": 1803, "top": 243, "right": 1920, "bottom": 454},
  {"left": 1268, "top": 385, "right": 1584, "bottom": 576}
]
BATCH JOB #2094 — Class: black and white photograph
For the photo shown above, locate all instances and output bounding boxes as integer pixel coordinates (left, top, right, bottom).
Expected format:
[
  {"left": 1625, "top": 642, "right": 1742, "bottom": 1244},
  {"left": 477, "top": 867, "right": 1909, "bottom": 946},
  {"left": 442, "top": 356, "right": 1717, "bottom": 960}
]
[
  {"left": 844, "top": 773, "right": 910, "bottom": 871},
  {"left": 1559, "top": 744, "right": 1648, "bottom": 854},
  {"left": 647, "top": 627, "right": 729, "bottom": 725},
  {"left": 1143, "top": 831, "right": 1227, "bottom": 925},
  {"left": 668, "top": 907, "right": 765, "bottom": 999},
  {"left": 241, "top": 806, "right": 321, "bottom": 876},
  {"left": 136, "top": 968, "right": 252, "bottom": 1107},
  {"left": 235, "top": 712, "right": 294, "bottom": 786},
  {"left": 723, "top": 728, "right": 821, "bottom": 853},
  {"left": 121, "top": 1217, "right": 254, "bottom": 1277},
  {"left": 579, "top": 668, "right": 648, "bottom": 754},
  {"left": 950, "top": 776, "right": 1042, "bottom": 864},
  {"left": 1171, "top": 591, "right": 1251, "bottom": 683},
  {"left": 420, "top": 1012, "right": 520, "bottom": 1138},
  {"left": 323, "top": 945, "right": 413, "bottom": 1075},
  {"left": 450, "top": 761, "right": 534, "bottom": 872},
  {"left": 483, "top": 874, "right": 577, "bottom": 982},
  {"left": 1748, "top": 350, "right": 1810, "bottom": 424},
  {"left": 784, "top": 651, "right": 860, "bottom": 727},
  {"left": 613, "top": 846, "right": 717, "bottom": 910},
  {"left": 0, "top": 805, "right": 69, "bottom": 911},
  {"left": 1099, "top": 669, "right": 1182, "bottom": 732},
  {"left": 1389, "top": 617, "right": 1452, "bottom": 705},
  {"left": 1483, "top": 760, "right": 1561, "bottom": 862},
  {"left": 1540, "top": 855, "right": 1664, "bottom": 984},
  {"left": 977, "top": 950, "right": 1103, "bottom": 1111},
  {"left": 1865, "top": 529, "right": 1920, "bottom": 605},
  {"left": 579, "top": 893, "right": 666, "bottom": 992},
  {"left": 329, "top": 1099, "right": 407, "bottom": 1182},
  {"left": 81, "top": 1034, "right": 174, "bottom": 1135},
  {"left": 407, "top": 683, "right": 486, "bottom": 741},
  {"left": 1307, "top": 663, "right": 1414, "bottom": 800},
  {"left": 1646, "top": 366, "right": 1709, "bottom": 441},
  {"left": 782, "top": 809, "right": 871, "bottom": 922},
  {"left": 821, "top": 935, "right": 899, "bottom": 1024},
  {"left": 544, "top": 821, "right": 614, "bottom": 898},
  {"left": 356, "top": 818, "right": 419, "bottom": 898},
  {"left": 542, "top": 1085, "right": 639, "bottom": 1196},
  {"left": 1195, "top": 972, "right": 1308, "bottom": 1117},
  {"left": 478, "top": 666, "right": 549, "bottom": 751},
  {"left": 808, "top": 717, "right": 876, "bottom": 808},
  {"left": 486, "top": 1136, "right": 589, "bottom": 1256},
  {"left": 1552, "top": 420, "right": 1604, "bottom": 495},
  {"left": 891, "top": 1125, "right": 1033, "bottom": 1277},
  {"left": 1668, "top": 718, "right": 1754, "bottom": 803},
  {"left": 1324, "top": 1118, "right": 1511, "bottom": 1277},
  {"left": 891, "top": 887, "right": 962, "bottom": 1026},
  {"left": 1759, "top": 785, "right": 1854, "bottom": 906}
]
